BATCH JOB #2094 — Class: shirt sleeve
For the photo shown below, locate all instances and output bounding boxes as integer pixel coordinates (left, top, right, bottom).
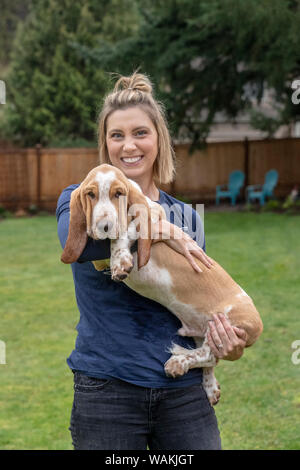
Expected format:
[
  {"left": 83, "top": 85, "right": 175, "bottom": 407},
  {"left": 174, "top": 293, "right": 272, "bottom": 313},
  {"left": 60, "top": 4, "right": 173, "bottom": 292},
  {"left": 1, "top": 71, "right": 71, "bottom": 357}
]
[
  {"left": 56, "top": 185, "right": 111, "bottom": 263},
  {"left": 160, "top": 195, "right": 206, "bottom": 252},
  {"left": 190, "top": 207, "right": 206, "bottom": 252}
]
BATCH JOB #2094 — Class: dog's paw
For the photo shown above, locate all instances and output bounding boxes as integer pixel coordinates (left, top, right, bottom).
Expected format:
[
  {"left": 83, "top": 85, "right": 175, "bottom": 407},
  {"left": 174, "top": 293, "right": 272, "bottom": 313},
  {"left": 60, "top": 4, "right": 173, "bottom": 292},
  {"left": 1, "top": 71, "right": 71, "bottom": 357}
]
[
  {"left": 207, "top": 384, "right": 221, "bottom": 407},
  {"left": 111, "top": 253, "right": 133, "bottom": 281},
  {"left": 203, "top": 378, "right": 221, "bottom": 406},
  {"left": 164, "top": 354, "right": 190, "bottom": 378}
]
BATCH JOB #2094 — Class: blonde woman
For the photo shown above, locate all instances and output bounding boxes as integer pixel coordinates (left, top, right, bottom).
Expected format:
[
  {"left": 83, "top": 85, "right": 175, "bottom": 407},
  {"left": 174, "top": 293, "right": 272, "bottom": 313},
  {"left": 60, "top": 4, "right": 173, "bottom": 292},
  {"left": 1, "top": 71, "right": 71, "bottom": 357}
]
[{"left": 56, "top": 72, "right": 247, "bottom": 450}]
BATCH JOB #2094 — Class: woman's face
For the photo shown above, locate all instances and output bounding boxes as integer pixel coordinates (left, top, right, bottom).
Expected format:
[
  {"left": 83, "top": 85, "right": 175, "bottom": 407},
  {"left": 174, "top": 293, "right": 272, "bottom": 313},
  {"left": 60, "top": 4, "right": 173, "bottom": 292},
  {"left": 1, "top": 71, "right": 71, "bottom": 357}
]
[{"left": 106, "top": 106, "right": 158, "bottom": 182}]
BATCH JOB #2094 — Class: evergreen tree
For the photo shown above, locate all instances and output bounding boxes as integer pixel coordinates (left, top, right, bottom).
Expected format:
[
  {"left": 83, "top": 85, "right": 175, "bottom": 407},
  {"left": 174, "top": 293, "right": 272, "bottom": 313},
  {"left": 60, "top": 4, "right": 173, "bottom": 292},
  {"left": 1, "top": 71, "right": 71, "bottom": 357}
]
[
  {"left": 0, "top": 0, "right": 31, "bottom": 66},
  {"left": 2, "top": 0, "right": 139, "bottom": 146},
  {"left": 87, "top": 0, "right": 300, "bottom": 146}
]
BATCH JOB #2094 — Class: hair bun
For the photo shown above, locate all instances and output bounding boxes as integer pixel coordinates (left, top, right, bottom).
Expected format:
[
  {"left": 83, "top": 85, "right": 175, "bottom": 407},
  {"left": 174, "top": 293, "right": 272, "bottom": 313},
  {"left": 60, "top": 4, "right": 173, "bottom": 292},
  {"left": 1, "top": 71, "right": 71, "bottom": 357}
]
[{"left": 114, "top": 72, "right": 153, "bottom": 95}]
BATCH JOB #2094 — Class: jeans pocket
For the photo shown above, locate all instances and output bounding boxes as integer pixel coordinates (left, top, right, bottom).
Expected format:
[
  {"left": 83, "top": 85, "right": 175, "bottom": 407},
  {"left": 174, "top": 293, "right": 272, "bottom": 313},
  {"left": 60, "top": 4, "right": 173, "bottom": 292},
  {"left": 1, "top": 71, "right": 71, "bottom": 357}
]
[{"left": 74, "top": 372, "right": 112, "bottom": 393}]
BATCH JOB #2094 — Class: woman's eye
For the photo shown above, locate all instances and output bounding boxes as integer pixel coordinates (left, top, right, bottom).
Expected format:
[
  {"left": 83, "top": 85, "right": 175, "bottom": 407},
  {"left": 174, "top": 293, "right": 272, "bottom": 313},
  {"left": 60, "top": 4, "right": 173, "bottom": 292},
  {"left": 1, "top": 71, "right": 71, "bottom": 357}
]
[
  {"left": 88, "top": 191, "right": 96, "bottom": 199},
  {"left": 136, "top": 130, "right": 147, "bottom": 136},
  {"left": 111, "top": 132, "right": 122, "bottom": 139}
]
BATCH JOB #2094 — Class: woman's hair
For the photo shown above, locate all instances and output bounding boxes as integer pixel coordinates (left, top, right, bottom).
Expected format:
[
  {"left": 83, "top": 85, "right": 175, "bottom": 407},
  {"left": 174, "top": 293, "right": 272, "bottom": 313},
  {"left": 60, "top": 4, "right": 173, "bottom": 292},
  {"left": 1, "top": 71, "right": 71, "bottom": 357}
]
[{"left": 97, "top": 72, "right": 175, "bottom": 184}]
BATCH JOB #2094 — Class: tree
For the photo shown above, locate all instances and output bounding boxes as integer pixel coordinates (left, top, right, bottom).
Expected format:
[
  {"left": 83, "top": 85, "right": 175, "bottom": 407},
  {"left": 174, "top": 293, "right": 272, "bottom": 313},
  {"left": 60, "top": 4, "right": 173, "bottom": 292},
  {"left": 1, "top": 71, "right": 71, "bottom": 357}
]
[
  {"left": 84, "top": 0, "right": 300, "bottom": 147},
  {"left": 0, "top": 0, "right": 31, "bottom": 66},
  {"left": 1, "top": 0, "right": 139, "bottom": 146}
]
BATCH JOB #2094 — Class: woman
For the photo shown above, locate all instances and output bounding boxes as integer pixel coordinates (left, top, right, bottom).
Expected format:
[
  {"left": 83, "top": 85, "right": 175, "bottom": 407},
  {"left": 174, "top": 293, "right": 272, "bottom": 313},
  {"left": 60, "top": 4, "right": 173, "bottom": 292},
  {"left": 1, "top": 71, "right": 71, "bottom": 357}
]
[{"left": 56, "top": 72, "right": 247, "bottom": 450}]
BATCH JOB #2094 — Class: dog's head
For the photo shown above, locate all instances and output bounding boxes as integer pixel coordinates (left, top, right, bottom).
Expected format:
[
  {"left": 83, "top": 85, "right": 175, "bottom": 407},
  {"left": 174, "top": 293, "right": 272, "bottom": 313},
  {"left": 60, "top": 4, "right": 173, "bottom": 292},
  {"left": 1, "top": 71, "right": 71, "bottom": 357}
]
[{"left": 61, "top": 164, "right": 162, "bottom": 269}]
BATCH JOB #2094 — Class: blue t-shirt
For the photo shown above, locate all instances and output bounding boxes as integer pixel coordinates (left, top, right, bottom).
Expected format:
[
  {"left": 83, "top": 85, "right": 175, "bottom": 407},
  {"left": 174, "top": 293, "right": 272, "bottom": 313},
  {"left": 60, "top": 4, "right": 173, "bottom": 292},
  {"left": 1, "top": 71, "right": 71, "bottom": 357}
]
[{"left": 56, "top": 185, "right": 205, "bottom": 388}]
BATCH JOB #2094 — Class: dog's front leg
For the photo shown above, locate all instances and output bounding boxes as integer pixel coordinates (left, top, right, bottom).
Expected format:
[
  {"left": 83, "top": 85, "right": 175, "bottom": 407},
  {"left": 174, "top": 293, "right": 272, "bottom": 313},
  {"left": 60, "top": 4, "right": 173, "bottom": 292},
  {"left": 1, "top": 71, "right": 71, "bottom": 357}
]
[
  {"left": 110, "top": 238, "right": 133, "bottom": 282},
  {"left": 110, "top": 222, "right": 138, "bottom": 282}
]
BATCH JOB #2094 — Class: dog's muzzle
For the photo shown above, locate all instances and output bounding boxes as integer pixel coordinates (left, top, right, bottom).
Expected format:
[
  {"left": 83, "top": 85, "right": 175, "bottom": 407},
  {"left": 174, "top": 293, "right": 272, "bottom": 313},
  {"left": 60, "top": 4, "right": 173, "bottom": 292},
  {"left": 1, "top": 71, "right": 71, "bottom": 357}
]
[{"left": 95, "top": 218, "right": 118, "bottom": 239}]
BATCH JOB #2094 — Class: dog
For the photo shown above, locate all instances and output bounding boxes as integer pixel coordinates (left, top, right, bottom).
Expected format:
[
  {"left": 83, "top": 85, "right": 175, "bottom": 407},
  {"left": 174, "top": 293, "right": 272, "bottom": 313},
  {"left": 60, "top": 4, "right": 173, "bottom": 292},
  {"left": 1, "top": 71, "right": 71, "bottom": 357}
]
[{"left": 61, "top": 164, "right": 263, "bottom": 405}]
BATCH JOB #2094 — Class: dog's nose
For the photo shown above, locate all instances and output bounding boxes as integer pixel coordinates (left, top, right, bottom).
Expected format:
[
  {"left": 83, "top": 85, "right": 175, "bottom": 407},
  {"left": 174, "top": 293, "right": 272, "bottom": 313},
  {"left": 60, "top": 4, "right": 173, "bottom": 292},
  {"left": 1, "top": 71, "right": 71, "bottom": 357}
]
[{"left": 97, "top": 219, "right": 113, "bottom": 234}]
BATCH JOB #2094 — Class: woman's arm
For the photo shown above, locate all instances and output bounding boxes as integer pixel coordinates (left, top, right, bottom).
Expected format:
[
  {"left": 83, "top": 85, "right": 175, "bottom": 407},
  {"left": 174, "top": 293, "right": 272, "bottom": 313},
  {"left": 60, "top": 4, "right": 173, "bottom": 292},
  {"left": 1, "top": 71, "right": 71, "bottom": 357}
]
[{"left": 152, "top": 219, "right": 214, "bottom": 271}]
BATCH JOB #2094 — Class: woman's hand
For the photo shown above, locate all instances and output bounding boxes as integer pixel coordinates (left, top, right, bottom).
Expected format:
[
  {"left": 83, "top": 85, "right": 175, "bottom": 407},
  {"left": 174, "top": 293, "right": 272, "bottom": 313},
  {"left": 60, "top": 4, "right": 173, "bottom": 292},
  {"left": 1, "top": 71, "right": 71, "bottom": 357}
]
[
  {"left": 207, "top": 314, "right": 248, "bottom": 361},
  {"left": 152, "top": 219, "right": 214, "bottom": 272}
]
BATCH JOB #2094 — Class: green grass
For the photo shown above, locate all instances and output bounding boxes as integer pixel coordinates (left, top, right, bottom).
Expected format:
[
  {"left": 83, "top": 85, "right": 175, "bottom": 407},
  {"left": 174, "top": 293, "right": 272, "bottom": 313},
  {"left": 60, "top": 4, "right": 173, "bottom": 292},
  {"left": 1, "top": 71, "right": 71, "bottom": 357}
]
[
  {"left": 0, "top": 212, "right": 299, "bottom": 449},
  {"left": 0, "top": 215, "right": 76, "bottom": 450},
  {"left": 205, "top": 212, "right": 300, "bottom": 450}
]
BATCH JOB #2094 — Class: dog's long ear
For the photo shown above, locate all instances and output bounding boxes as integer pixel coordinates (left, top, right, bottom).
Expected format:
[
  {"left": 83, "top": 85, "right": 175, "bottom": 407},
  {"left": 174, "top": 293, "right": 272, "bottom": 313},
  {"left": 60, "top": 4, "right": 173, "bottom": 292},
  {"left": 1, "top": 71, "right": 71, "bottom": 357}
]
[
  {"left": 128, "top": 184, "right": 152, "bottom": 270},
  {"left": 61, "top": 187, "right": 88, "bottom": 264}
]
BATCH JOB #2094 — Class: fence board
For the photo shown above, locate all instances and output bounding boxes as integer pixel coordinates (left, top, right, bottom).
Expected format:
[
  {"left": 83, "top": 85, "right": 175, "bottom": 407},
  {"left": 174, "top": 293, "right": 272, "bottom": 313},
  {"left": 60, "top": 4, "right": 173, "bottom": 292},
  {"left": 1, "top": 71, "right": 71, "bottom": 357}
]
[
  {"left": 249, "top": 139, "right": 300, "bottom": 197},
  {"left": 0, "top": 138, "right": 299, "bottom": 210},
  {"left": 40, "top": 148, "right": 99, "bottom": 205},
  {"left": 173, "top": 141, "right": 245, "bottom": 199},
  {"left": 0, "top": 148, "right": 37, "bottom": 208}
]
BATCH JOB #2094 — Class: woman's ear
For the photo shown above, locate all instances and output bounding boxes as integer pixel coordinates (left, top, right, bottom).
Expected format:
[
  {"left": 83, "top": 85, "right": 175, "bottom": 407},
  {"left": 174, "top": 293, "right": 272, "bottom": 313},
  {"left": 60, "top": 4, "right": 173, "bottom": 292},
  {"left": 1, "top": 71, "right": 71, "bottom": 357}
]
[
  {"left": 128, "top": 183, "right": 152, "bottom": 270},
  {"left": 61, "top": 187, "right": 88, "bottom": 264}
]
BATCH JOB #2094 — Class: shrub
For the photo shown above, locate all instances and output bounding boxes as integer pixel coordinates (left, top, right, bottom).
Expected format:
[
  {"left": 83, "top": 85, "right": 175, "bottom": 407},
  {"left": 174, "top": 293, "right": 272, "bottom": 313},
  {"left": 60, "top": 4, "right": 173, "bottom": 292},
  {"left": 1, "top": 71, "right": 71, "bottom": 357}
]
[
  {"left": 261, "top": 199, "right": 282, "bottom": 212},
  {"left": 0, "top": 206, "right": 12, "bottom": 219}
]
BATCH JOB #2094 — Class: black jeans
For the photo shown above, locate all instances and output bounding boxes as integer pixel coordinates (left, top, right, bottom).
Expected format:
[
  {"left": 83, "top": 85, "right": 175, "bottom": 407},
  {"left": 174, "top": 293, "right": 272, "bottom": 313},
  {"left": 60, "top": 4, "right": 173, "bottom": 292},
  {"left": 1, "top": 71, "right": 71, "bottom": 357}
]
[{"left": 69, "top": 372, "right": 222, "bottom": 450}]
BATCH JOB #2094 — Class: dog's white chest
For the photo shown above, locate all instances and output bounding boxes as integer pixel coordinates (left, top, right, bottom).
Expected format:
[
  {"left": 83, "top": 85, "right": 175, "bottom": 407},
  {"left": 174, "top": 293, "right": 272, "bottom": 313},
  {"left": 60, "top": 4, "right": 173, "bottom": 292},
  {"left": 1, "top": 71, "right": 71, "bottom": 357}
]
[{"left": 124, "top": 254, "right": 173, "bottom": 303}]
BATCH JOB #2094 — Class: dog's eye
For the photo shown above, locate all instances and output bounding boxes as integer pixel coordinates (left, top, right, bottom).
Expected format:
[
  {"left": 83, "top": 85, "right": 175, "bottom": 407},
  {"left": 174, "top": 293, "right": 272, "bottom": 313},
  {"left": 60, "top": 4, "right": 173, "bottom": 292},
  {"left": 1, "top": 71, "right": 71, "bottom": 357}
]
[
  {"left": 115, "top": 191, "right": 123, "bottom": 198},
  {"left": 88, "top": 191, "right": 96, "bottom": 199}
]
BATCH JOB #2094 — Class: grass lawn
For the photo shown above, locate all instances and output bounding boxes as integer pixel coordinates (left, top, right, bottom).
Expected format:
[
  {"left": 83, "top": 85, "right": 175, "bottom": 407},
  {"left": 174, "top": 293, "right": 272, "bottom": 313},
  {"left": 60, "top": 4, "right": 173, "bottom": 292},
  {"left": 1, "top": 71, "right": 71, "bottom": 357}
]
[{"left": 0, "top": 211, "right": 299, "bottom": 449}]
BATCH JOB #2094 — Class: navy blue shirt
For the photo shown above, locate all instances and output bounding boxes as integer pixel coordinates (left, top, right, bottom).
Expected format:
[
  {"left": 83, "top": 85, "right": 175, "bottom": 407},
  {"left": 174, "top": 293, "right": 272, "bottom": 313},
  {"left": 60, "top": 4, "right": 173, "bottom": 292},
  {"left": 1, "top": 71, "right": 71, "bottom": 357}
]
[{"left": 56, "top": 185, "right": 205, "bottom": 388}]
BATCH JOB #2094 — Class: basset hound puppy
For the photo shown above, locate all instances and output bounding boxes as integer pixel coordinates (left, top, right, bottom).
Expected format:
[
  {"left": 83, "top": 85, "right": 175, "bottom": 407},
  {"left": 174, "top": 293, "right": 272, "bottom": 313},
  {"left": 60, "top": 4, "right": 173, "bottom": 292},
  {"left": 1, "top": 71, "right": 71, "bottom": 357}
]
[{"left": 61, "top": 164, "right": 263, "bottom": 406}]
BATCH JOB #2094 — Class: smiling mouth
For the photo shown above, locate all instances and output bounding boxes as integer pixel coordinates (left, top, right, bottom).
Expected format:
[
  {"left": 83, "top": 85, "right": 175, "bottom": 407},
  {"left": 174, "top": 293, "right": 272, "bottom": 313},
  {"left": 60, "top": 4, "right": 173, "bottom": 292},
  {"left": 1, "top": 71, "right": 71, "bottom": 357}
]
[{"left": 121, "top": 155, "right": 143, "bottom": 164}]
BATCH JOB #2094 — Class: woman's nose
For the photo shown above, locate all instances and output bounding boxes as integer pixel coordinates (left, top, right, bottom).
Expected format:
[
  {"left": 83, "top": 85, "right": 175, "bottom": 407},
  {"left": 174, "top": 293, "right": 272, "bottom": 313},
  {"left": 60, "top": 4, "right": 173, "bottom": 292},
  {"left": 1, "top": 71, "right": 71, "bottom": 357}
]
[{"left": 123, "top": 138, "right": 137, "bottom": 152}]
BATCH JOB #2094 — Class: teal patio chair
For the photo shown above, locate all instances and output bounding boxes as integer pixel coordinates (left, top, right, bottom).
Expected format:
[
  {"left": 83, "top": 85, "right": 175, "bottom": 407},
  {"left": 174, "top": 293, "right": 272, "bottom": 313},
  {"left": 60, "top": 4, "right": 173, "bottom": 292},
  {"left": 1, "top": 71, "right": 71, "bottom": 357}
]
[
  {"left": 216, "top": 170, "right": 245, "bottom": 205},
  {"left": 246, "top": 169, "right": 278, "bottom": 206}
]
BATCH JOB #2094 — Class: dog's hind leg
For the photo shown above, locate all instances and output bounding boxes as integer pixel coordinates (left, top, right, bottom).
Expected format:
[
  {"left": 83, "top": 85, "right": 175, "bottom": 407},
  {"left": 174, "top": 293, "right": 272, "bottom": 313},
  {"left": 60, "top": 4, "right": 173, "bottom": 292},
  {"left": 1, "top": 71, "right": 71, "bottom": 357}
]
[
  {"left": 164, "top": 334, "right": 218, "bottom": 376},
  {"left": 164, "top": 334, "right": 220, "bottom": 406},
  {"left": 202, "top": 367, "right": 221, "bottom": 406}
]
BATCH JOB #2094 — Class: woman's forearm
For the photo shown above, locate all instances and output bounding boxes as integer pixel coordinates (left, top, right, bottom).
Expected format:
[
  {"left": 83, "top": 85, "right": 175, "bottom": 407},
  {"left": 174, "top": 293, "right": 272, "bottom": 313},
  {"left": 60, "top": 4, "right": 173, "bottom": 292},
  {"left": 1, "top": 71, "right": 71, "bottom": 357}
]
[{"left": 152, "top": 220, "right": 213, "bottom": 271}]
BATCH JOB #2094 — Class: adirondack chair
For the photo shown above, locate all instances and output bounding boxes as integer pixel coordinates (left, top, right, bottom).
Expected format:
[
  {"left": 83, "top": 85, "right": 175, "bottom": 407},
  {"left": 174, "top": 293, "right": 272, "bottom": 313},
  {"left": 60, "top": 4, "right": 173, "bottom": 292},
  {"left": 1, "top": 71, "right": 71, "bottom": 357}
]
[
  {"left": 246, "top": 169, "right": 278, "bottom": 206},
  {"left": 216, "top": 170, "right": 245, "bottom": 205}
]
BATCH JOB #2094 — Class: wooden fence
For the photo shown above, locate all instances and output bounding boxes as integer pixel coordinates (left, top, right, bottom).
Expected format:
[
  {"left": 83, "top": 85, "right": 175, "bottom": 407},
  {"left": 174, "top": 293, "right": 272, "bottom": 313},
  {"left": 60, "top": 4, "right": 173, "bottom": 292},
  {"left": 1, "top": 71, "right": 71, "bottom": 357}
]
[{"left": 1, "top": 138, "right": 300, "bottom": 210}]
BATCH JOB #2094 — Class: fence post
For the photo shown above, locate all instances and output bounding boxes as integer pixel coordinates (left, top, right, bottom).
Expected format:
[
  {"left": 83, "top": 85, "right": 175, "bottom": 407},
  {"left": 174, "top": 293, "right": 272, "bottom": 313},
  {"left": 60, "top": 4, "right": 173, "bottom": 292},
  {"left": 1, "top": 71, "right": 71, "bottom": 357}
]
[
  {"left": 244, "top": 137, "right": 249, "bottom": 194},
  {"left": 35, "top": 144, "right": 42, "bottom": 208}
]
